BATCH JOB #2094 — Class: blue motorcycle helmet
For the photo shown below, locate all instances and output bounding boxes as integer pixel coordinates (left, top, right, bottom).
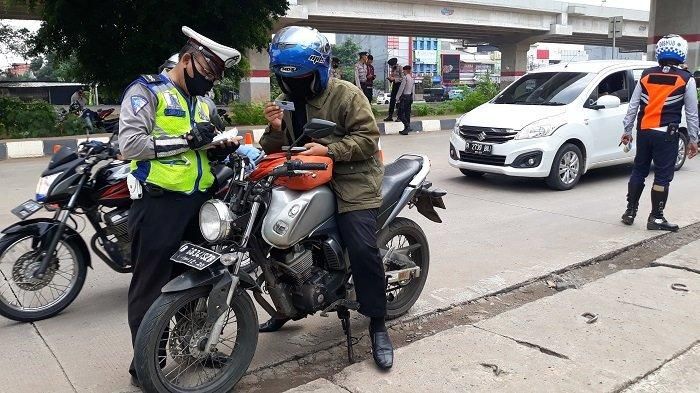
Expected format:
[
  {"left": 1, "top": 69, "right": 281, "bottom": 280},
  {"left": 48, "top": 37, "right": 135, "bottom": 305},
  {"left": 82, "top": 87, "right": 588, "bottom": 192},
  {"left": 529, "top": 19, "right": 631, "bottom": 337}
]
[{"left": 269, "top": 26, "right": 331, "bottom": 98}]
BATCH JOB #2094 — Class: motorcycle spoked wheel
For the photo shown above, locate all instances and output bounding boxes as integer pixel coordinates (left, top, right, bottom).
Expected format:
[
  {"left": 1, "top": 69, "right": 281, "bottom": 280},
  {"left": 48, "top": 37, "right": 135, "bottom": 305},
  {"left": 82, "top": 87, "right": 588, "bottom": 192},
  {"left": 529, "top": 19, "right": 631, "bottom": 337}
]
[
  {"left": 0, "top": 234, "right": 88, "bottom": 322},
  {"left": 377, "top": 217, "right": 430, "bottom": 320},
  {"left": 134, "top": 286, "right": 258, "bottom": 393}
]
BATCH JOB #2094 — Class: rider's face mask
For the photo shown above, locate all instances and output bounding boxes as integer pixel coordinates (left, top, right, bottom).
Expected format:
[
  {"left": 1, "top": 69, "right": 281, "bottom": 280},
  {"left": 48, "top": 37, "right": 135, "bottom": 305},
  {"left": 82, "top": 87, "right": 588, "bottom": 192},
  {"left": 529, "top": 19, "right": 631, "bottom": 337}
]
[{"left": 281, "top": 73, "right": 316, "bottom": 100}]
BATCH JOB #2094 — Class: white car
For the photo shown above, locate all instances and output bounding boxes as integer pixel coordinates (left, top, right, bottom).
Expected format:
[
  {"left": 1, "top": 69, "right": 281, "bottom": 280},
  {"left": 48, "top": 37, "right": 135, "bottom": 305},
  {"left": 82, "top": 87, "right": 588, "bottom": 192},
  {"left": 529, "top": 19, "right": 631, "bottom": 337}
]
[
  {"left": 376, "top": 93, "right": 391, "bottom": 105},
  {"left": 449, "top": 60, "right": 691, "bottom": 190}
]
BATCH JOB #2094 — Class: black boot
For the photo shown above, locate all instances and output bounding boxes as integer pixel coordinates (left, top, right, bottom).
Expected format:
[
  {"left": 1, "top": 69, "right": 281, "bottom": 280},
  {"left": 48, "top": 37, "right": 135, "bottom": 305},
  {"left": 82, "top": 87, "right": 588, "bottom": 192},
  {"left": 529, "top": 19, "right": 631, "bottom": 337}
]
[
  {"left": 621, "top": 182, "right": 644, "bottom": 225},
  {"left": 369, "top": 326, "right": 394, "bottom": 369},
  {"left": 647, "top": 185, "right": 679, "bottom": 232},
  {"left": 259, "top": 317, "right": 290, "bottom": 333}
]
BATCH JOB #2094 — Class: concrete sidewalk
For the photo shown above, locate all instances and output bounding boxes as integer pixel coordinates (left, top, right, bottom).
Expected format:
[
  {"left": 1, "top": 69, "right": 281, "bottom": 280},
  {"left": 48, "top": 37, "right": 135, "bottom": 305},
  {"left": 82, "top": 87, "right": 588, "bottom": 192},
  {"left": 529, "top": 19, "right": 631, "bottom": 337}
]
[{"left": 286, "top": 241, "right": 700, "bottom": 393}]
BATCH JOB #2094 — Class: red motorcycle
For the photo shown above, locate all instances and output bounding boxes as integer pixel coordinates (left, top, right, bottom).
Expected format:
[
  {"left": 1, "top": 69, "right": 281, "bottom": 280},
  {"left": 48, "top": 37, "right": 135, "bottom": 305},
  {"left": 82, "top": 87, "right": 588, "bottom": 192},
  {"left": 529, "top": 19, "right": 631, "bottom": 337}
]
[{"left": 0, "top": 136, "right": 239, "bottom": 322}]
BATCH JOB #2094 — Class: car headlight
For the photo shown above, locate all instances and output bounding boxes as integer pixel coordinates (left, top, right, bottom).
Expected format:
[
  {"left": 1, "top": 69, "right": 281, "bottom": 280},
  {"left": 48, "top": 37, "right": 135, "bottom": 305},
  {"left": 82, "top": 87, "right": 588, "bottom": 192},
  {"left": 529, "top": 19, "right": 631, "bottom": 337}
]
[
  {"left": 199, "top": 200, "right": 233, "bottom": 243},
  {"left": 35, "top": 172, "right": 62, "bottom": 202},
  {"left": 453, "top": 114, "right": 465, "bottom": 135},
  {"left": 514, "top": 116, "right": 567, "bottom": 140}
]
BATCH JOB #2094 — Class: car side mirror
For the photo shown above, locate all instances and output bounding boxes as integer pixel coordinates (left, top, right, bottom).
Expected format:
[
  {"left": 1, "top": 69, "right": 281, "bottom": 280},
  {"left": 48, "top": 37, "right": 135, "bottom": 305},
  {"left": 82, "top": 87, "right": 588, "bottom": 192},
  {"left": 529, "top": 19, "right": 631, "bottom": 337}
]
[
  {"left": 592, "top": 95, "right": 621, "bottom": 110},
  {"left": 303, "top": 118, "right": 337, "bottom": 139}
]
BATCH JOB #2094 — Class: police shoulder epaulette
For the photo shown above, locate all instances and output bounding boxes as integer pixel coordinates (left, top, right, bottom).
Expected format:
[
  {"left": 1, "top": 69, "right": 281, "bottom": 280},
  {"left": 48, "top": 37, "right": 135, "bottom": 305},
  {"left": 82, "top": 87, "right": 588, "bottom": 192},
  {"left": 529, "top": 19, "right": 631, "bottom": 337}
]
[{"left": 140, "top": 74, "right": 162, "bottom": 84}]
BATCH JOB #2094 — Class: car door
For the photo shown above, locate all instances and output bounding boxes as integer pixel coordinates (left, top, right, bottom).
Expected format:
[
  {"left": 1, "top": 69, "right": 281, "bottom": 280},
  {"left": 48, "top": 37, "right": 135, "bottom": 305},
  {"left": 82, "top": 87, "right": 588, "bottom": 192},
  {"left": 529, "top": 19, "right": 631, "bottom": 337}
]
[{"left": 583, "top": 70, "right": 631, "bottom": 163}]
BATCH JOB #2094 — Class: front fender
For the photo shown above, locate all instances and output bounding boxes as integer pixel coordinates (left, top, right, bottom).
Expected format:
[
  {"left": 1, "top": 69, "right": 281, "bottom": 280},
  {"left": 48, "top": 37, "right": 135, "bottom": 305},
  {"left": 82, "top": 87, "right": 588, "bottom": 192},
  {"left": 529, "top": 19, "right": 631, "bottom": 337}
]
[
  {"left": 161, "top": 265, "right": 260, "bottom": 293},
  {"left": 1, "top": 218, "right": 92, "bottom": 267}
]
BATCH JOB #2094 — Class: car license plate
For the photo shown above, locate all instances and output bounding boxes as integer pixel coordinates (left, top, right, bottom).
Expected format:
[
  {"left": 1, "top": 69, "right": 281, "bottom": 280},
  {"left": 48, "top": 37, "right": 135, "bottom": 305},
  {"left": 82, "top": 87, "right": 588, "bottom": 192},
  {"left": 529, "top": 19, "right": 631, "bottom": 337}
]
[
  {"left": 170, "top": 243, "right": 221, "bottom": 270},
  {"left": 465, "top": 142, "right": 493, "bottom": 155},
  {"left": 11, "top": 200, "right": 42, "bottom": 220}
]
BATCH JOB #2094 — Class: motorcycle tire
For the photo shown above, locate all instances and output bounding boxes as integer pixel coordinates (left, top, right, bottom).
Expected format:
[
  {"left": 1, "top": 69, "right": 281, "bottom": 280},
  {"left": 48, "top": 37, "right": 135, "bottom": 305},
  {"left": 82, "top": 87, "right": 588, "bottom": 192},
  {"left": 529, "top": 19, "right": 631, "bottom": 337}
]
[
  {"left": 134, "top": 286, "right": 258, "bottom": 393},
  {"left": 0, "top": 233, "right": 88, "bottom": 322},
  {"left": 377, "top": 217, "right": 430, "bottom": 320}
]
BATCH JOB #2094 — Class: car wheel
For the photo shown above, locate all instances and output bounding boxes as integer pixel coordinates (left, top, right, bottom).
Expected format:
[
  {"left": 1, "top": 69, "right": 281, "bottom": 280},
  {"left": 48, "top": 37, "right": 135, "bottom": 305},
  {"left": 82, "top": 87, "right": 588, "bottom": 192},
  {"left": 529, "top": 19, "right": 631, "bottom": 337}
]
[
  {"left": 546, "top": 143, "right": 583, "bottom": 191},
  {"left": 460, "top": 169, "right": 485, "bottom": 178},
  {"left": 674, "top": 133, "right": 688, "bottom": 171}
]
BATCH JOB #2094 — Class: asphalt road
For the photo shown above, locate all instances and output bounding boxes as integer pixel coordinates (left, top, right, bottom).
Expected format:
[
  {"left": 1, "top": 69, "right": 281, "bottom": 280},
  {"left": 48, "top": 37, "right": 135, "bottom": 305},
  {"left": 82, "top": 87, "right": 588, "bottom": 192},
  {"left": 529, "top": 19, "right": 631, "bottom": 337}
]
[{"left": 1, "top": 130, "right": 700, "bottom": 392}]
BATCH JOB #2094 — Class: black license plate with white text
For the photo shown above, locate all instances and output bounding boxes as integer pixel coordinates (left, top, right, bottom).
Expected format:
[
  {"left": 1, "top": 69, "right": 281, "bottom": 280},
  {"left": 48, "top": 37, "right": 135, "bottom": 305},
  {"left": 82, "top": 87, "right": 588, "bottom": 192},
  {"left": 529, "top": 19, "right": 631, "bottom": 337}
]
[
  {"left": 465, "top": 142, "right": 493, "bottom": 155},
  {"left": 170, "top": 242, "right": 221, "bottom": 270},
  {"left": 11, "top": 200, "right": 42, "bottom": 220}
]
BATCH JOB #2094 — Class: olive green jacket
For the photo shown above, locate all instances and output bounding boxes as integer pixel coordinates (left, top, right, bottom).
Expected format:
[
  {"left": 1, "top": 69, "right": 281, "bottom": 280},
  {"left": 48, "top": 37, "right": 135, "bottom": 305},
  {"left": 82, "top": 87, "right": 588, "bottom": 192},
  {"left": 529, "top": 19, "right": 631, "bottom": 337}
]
[{"left": 259, "top": 78, "right": 384, "bottom": 213}]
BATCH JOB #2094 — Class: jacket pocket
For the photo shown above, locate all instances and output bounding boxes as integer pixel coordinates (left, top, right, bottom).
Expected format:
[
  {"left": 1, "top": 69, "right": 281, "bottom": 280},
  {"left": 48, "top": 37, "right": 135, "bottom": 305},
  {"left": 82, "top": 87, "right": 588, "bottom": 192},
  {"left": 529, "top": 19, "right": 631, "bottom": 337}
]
[{"left": 331, "top": 161, "right": 382, "bottom": 203}]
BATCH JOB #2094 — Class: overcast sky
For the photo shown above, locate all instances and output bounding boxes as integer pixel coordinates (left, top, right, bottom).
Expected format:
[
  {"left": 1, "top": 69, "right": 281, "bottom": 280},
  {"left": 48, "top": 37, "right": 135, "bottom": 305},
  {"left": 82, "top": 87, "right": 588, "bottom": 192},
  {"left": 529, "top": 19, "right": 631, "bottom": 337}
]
[{"left": 1, "top": 0, "right": 651, "bottom": 68}]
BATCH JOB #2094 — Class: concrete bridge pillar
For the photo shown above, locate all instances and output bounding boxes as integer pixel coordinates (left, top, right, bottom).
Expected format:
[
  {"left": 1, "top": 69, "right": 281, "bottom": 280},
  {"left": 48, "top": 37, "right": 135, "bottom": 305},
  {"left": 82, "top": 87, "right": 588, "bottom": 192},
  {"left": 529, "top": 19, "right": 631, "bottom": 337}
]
[
  {"left": 240, "top": 49, "right": 271, "bottom": 103},
  {"left": 649, "top": 0, "right": 700, "bottom": 71},
  {"left": 499, "top": 41, "right": 531, "bottom": 89}
]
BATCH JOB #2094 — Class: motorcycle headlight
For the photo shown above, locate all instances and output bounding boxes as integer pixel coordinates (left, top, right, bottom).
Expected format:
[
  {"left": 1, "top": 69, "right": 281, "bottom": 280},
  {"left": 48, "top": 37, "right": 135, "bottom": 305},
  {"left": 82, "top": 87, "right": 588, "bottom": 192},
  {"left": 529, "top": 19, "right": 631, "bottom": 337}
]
[
  {"left": 36, "top": 172, "right": 62, "bottom": 202},
  {"left": 199, "top": 200, "right": 233, "bottom": 243},
  {"left": 514, "top": 116, "right": 567, "bottom": 140}
]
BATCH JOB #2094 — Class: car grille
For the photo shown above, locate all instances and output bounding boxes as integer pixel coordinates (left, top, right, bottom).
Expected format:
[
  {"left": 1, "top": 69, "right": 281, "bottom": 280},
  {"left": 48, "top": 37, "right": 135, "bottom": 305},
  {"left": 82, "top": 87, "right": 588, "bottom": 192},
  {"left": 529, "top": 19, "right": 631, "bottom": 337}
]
[
  {"left": 459, "top": 152, "right": 507, "bottom": 166},
  {"left": 459, "top": 126, "right": 517, "bottom": 144}
]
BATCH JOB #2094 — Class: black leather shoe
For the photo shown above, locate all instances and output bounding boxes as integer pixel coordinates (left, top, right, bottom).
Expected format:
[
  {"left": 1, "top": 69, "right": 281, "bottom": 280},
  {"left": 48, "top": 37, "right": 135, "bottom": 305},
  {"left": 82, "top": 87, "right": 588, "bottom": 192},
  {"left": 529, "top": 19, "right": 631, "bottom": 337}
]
[
  {"left": 370, "top": 329, "right": 394, "bottom": 369},
  {"left": 259, "top": 317, "right": 290, "bottom": 333},
  {"left": 383, "top": 117, "right": 393, "bottom": 122},
  {"left": 621, "top": 208, "right": 637, "bottom": 225},
  {"left": 647, "top": 215, "right": 679, "bottom": 232},
  {"left": 399, "top": 129, "right": 411, "bottom": 135},
  {"left": 130, "top": 375, "right": 141, "bottom": 389}
]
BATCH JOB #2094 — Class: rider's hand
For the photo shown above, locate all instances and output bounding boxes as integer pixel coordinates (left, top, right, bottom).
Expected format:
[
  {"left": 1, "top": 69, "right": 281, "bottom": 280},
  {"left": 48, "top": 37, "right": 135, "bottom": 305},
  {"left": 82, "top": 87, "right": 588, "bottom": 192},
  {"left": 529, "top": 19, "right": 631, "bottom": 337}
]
[
  {"left": 186, "top": 122, "right": 216, "bottom": 149},
  {"left": 620, "top": 133, "right": 633, "bottom": 145},
  {"left": 687, "top": 142, "right": 698, "bottom": 159},
  {"left": 264, "top": 102, "right": 284, "bottom": 132},
  {"left": 299, "top": 142, "right": 329, "bottom": 157}
]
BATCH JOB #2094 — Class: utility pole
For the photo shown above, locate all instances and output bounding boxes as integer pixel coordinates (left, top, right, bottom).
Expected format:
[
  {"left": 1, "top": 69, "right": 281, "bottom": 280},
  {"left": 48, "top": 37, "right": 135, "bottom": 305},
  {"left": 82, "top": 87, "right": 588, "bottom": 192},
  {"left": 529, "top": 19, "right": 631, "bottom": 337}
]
[{"left": 608, "top": 16, "right": 623, "bottom": 60}]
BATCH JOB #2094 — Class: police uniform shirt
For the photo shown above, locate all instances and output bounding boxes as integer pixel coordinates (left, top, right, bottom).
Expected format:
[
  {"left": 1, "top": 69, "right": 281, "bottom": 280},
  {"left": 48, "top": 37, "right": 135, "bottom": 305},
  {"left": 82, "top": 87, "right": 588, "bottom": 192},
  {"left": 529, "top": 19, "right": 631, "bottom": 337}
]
[{"left": 118, "top": 72, "right": 197, "bottom": 160}]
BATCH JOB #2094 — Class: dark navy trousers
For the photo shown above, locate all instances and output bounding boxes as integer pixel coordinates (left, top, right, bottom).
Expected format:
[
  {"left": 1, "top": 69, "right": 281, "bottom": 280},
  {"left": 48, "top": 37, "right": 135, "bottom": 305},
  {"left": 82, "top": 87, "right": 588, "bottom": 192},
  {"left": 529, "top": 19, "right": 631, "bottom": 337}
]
[{"left": 629, "top": 129, "right": 678, "bottom": 187}]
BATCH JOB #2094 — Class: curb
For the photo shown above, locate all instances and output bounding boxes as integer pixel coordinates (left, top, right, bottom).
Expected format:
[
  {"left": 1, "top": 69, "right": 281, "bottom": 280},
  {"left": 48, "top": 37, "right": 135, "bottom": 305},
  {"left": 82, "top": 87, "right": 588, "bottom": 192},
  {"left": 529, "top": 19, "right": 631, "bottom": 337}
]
[{"left": 0, "top": 119, "right": 456, "bottom": 161}]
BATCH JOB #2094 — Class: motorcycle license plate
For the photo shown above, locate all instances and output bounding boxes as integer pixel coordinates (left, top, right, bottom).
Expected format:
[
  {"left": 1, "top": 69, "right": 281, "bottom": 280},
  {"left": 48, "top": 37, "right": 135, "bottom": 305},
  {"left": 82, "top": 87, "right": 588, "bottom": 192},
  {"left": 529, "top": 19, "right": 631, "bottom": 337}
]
[
  {"left": 170, "top": 242, "right": 221, "bottom": 270},
  {"left": 11, "top": 200, "right": 42, "bottom": 220},
  {"left": 465, "top": 142, "right": 493, "bottom": 155}
]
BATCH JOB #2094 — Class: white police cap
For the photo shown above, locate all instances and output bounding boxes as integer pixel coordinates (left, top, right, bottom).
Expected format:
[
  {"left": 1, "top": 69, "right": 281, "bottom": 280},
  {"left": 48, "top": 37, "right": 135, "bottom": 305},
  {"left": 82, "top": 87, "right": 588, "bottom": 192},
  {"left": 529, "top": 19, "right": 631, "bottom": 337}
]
[{"left": 182, "top": 26, "right": 241, "bottom": 75}]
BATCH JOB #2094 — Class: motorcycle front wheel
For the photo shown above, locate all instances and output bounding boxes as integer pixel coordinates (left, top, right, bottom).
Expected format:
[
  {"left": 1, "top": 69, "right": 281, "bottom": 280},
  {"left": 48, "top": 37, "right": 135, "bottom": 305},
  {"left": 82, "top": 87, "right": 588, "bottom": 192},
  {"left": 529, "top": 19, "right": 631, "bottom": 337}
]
[
  {"left": 0, "top": 234, "right": 88, "bottom": 322},
  {"left": 134, "top": 286, "right": 258, "bottom": 393}
]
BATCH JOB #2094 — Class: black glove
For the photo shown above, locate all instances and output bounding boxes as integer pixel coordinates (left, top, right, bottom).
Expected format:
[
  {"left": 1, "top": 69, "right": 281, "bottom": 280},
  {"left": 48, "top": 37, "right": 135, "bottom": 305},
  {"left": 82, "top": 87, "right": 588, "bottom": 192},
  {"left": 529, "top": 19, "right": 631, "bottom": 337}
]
[
  {"left": 207, "top": 143, "right": 239, "bottom": 161},
  {"left": 186, "top": 122, "right": 216, "bottom": 149}
]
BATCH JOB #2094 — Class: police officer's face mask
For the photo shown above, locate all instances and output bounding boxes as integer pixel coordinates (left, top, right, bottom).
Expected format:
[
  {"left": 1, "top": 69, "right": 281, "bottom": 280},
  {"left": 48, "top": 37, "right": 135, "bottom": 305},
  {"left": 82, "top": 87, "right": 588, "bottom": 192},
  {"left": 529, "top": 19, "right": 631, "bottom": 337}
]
[{"left": 184, "top": 55, "right": 214, "bottom": 97}]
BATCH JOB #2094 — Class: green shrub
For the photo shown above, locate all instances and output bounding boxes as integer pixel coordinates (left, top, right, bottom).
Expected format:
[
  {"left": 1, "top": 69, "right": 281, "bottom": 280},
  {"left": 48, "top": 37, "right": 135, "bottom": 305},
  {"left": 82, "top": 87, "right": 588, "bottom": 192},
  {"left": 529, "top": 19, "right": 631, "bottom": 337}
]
[
  {"left": 229, "top": 102, "right": 267, "bottom": 126},
  {"left": 0, "top": 96, "right": 57, "bottom": 139}
]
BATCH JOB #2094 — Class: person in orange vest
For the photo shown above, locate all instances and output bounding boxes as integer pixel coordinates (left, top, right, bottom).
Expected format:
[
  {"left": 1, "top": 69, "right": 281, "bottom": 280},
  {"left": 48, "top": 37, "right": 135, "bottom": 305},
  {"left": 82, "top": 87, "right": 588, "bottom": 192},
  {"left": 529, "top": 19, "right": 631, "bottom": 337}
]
[{"left": 620, "top": 34, "right": 699, "bottom": 231}]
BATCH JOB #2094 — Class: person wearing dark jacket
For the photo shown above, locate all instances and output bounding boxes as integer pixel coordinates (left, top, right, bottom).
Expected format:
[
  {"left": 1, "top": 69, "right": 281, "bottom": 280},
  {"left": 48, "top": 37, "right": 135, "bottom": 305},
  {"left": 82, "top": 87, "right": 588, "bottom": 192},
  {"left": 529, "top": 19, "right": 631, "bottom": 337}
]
[
  {"left": 384, "top": 58, "right": 402, "bottom": 122},
  {"left": 259, "top": 26, "right": 393, "bottom": 370}
]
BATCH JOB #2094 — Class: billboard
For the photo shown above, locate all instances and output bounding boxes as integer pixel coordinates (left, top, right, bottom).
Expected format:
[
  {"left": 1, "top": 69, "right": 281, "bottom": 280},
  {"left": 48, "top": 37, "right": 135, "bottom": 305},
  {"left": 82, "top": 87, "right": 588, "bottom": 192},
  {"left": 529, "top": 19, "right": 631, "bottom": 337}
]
[{"left": 441, "top": 54, "right": 460, "bottom": 83}]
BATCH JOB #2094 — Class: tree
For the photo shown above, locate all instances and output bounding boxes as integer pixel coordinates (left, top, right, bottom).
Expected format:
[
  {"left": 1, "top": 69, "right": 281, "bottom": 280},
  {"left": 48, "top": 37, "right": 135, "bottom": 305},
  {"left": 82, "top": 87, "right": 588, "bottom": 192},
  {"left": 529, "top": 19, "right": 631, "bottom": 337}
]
[
  {"left": 0, "top": 22, "right": 34, "bottom": 61},
  {"left": 28, "top": 0, "right": 289, "bottom": 94},
  {"left": 332, "top": 38, "right": 361, "bottom": 82}
]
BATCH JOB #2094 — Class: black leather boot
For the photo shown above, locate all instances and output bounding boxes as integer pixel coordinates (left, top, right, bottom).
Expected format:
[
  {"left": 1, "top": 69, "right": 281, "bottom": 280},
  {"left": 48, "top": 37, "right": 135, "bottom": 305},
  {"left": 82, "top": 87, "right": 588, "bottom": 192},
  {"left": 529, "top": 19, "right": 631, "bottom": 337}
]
[
  {"left": 621, "top": 182, "right": 644, "bottom": 225},
  {"left": 647, "top": 185, "right": 679, "bottom": 231},
  {"left": 259, "top": 317, "right": 291, "bottom": 333},
  {"left": 369, "top": 327, "right": 394, "bottom": 369}
]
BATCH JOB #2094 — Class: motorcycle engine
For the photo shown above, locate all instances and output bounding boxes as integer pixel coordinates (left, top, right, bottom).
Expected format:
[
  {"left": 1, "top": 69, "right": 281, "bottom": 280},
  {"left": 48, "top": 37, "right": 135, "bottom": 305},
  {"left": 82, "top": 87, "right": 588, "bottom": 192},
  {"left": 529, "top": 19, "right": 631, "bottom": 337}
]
[
  {"left": 276, "top": 244, "right": 346, "bottom": 314},
  {"left": 103, "top": 208, "right": 131, "bottom": 262}
]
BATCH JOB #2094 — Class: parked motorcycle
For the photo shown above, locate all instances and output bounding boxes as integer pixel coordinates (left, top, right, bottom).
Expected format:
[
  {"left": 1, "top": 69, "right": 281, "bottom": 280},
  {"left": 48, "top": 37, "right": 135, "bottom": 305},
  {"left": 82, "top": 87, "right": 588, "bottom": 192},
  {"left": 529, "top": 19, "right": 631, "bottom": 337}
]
[
  {"left": 0, "top": 134, "right": 244, "bottom": 322},
  {"left": 133, "top": 119, "right": 446, "bottom": 392}
]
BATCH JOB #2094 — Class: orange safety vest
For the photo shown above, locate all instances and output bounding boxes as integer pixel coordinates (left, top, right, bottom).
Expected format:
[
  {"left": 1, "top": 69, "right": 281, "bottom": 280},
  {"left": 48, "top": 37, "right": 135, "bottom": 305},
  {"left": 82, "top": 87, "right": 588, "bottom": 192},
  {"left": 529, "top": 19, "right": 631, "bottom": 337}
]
[{"left": 637, "top": 66, "right": 692, "bottom": 131}]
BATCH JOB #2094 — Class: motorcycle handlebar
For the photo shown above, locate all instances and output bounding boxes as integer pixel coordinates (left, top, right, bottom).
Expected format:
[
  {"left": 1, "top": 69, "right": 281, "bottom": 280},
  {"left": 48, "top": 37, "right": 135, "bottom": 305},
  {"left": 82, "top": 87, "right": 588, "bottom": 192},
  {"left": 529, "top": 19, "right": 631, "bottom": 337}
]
[{"left": 290, "top": 162, "right": 328, "bottom": 171}]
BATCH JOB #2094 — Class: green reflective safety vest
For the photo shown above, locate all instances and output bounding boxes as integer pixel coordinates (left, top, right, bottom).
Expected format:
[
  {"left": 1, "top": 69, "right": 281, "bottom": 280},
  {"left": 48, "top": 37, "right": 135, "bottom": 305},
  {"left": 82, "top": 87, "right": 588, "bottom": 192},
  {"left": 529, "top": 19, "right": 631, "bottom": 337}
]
[{"left": 130, "top": 75, "right": 214, "bottom": 193}]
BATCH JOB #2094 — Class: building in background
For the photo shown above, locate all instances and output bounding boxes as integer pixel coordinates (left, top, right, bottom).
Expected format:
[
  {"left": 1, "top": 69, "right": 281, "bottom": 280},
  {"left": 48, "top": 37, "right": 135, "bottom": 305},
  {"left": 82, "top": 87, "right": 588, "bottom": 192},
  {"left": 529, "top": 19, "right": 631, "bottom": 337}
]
[
  {"left": 5, "top": 63, "right": 31, "bottom": 77},
  {"left": 413, "top": 37, "right": 440, "bottom": 79},
  {"left": 335, "top": 33, "right": 389, "bottom": 91},
  {"left": 442, "top": 40, "right": 500, "bottom": 86}
]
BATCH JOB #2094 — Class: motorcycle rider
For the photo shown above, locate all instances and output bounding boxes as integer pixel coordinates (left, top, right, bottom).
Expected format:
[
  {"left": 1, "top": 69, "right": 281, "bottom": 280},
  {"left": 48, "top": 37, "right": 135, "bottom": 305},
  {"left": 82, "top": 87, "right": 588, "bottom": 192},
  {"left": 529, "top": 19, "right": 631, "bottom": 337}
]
[
  {"left": 620, "top": 34, "right": 699, "bottom": 230},
  {"left": 118, "top": 26, "right": 242, "bottom": 386},
  {"left": 259, "top": 26, "right": 394, "bottom": 369}
]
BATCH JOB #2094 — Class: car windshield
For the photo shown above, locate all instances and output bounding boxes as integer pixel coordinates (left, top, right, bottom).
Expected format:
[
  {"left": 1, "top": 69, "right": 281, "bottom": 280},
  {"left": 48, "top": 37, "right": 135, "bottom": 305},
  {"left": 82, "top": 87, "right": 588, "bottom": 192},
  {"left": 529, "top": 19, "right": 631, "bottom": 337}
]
[{"left": 493, "top": 72, "right": 595, "bottom": 106}]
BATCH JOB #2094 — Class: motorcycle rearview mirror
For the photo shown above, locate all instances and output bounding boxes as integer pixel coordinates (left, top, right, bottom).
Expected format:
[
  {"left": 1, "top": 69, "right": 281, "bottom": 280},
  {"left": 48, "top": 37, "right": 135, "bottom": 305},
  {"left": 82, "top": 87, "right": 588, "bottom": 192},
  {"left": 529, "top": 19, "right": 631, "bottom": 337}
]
[{"left": 302, "top": 118, "right": 337, "bottom": 140}]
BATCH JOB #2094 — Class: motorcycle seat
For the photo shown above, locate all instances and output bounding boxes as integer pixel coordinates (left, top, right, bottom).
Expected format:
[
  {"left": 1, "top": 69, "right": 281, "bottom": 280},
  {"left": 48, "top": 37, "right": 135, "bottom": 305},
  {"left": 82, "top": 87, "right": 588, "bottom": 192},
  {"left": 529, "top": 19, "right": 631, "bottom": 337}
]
[{"left": 380, "top": 157, "right": 422, "bottom": 212}]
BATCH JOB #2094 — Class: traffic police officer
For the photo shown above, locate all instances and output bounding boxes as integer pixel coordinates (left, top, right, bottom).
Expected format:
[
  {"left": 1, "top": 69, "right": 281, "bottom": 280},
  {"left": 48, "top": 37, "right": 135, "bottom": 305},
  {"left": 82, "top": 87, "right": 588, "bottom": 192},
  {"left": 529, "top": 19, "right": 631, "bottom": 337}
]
[
  {"left": 118, "top": 26, "right": 241, "bottom": 385},
  {"left": 621, "top": 34, "right": 699, "bottom": 231},
  {"left": 259, "top": 26, "right": 393, "bottom": 369}
]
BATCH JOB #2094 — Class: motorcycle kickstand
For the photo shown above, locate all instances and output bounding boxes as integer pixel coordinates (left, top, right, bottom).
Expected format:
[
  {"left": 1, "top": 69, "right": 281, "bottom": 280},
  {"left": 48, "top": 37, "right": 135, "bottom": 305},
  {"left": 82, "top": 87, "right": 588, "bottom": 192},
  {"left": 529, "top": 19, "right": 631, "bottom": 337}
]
[{"left": 337, "top": 307, "right": 354, "bottom": 364}]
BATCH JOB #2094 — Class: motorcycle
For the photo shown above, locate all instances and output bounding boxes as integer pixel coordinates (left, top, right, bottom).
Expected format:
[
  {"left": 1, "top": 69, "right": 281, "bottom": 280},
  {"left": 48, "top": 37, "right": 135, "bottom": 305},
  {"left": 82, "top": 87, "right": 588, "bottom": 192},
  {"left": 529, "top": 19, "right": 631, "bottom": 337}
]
[
  {"left": 0, "top": 133, "right": 244, "bottom": 322},
  {"left": 133, "top": 119, "right": 446, "bottom": 392},
  {"left": 58, "top": 103, "right": 119, "bottom": 134}
]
